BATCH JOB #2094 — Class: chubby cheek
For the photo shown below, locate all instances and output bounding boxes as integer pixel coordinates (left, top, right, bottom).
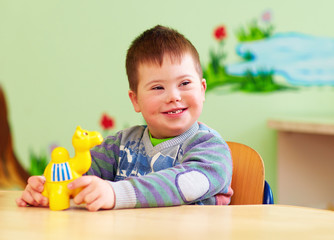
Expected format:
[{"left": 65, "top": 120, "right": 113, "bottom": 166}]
[
  {"left": 188, "top": 93, "right": 204, "bottom": 109},
  {"left": 141, "top": 98, "right": 160, "bottom": 115}
]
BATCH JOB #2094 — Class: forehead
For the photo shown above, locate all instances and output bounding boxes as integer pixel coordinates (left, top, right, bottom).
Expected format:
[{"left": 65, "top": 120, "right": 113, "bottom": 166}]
[
  {"left": 137, "top": 53, "right": 198, "bottom": 78},
  {"left": 139, "top": 52, "right": 183, "bottom": 69}
]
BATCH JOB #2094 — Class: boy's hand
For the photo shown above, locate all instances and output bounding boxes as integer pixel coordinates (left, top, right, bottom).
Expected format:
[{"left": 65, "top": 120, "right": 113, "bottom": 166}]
[
  {"left": 68, "top": 176, "right": 115, "bottom": 211},
  {"left": 16, "top": 176, "right": 49, "bottom": 207}
]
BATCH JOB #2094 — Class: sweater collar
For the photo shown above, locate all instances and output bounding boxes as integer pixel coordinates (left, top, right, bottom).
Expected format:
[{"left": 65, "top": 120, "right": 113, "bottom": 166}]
[{"left": 143, "top": 122, "right": 199, "bottom": 154}]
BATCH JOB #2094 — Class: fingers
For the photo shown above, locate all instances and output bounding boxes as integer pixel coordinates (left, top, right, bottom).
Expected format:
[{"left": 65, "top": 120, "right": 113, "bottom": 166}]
[
  {"left": 68, "top": 175, "right": 92, "bottom": 191},
  {"left": 24, "top": 184, "right": 48, "bottom": 206},
  {"left": 86, "top": 197, "right": 105, "bottom": 212},
  {"left": 68, "top": 176, "right": 94, "bottom": 205},
  {"left": 69, "top": 176, "right": 115, "bottom": 211},
  {"left": 16, "top": 196, "right": 31, "bottom": 207},
  {"left": 16, "top": 176, "right": 49, "bottom": 208},
  {"left": 68, "top": 176, "right": 92, "bottom": 204},
  {"left": 28, "top": 175, "right": 46, "bottom": 192},
  {"left": 84, "top": 186, "right": 115, "bottom": 212}
]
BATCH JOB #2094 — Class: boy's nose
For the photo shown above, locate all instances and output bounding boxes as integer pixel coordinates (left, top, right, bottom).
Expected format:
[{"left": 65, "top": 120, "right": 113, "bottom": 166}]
[{"left": 166, "top": 88, "right": 181, "bottom": 103}]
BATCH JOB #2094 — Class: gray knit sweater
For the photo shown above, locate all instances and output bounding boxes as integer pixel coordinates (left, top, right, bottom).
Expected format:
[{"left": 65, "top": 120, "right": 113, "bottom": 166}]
[{"left": 88, "top": 122, "right": 233, "bottom": 209}]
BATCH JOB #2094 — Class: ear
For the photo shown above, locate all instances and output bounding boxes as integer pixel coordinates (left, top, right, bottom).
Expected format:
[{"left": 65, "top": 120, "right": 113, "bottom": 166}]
[
  {"left": 75, "top": 126, "right": 82, "bottom": 138},
  {"left": 201, "top": 79, "right": 207, "bottom": 101},
  {"left": 128, "top": 90, "right": 141, "bottom": 113}
]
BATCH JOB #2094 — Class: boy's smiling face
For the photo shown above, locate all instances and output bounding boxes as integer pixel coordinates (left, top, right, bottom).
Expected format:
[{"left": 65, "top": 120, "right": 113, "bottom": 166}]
[{"left": 128, "top": 53, "right": 206, "bottom": 139}]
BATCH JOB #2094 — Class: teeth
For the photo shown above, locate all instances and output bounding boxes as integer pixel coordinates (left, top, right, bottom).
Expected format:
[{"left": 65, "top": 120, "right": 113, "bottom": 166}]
[{"left": 168, "top": 109, "right": 183, "bottom": 114}]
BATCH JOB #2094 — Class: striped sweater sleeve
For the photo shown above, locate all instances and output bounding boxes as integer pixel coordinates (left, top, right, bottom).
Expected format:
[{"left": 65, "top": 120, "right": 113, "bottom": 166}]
[
  {"left": 87, "top": 133, "right": 121, "bottom": 180},
  {"left": 112, "top": 131, "right": 232, "bottom": 208}
]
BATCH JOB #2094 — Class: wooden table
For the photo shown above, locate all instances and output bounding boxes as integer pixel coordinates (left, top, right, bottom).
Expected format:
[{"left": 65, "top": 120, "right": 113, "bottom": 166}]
[{"left": 1, "top": 191, "right": 334, "bottom": 240}]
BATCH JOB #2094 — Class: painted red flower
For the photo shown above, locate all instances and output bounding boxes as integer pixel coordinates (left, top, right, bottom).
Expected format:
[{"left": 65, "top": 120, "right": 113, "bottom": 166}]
[
  {"left": 100, "top": 113, "right": 115, "bottom": 130},
  {"left": 262, "top": 10, "right": 272, "bottom": 22},
  {"left": 213, "top": 25, "right": 227, "bottom": 41}
]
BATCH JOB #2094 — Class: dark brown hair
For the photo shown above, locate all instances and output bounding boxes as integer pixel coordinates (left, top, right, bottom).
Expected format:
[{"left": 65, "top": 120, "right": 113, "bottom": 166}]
[{"left": 126, "top": 25, "right": 202, "bottom": 92}]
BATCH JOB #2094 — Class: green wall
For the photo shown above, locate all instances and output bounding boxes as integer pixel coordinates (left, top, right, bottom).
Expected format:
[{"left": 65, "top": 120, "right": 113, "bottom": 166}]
[{"left": 1, "top": 0, "right": 334, "bottom": 198}]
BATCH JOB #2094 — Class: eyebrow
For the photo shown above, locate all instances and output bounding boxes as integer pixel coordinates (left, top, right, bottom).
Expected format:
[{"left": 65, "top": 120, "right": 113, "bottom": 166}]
[
  {"left": 144, "top": 74, "right": 197, "bottom": 88},
  {"left": 177, "top": 74, "right": 196, "bottom": 80},
  {"left": 143, "top": 79, "right": 164, "bottom": 88}
]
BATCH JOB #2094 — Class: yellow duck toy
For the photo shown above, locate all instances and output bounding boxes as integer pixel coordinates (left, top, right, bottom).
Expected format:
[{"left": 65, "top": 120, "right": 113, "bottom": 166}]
[{"left": 42, "top": 126, "right": 103, "bottom": 211}]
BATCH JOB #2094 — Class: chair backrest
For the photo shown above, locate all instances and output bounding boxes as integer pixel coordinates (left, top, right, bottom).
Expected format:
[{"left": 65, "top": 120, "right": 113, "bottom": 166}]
[{"left": 227, "top": 141, "right": 265, "bottom": 205}]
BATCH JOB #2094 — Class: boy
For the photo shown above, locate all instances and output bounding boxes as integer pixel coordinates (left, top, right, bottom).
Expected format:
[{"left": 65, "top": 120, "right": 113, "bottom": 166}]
[{"left": 16, "top": 25, "right": 233, "bottom": 211}]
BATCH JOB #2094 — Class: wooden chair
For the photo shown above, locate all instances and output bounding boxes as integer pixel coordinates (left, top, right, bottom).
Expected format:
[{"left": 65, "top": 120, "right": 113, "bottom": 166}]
[{"left": 227, "top": 141, "right": 273, "bottom": 205}]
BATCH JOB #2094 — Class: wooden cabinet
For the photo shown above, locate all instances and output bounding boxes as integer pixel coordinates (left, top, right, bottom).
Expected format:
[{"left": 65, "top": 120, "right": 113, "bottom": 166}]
[{"left": 268, "top": 116, "right": 334, "bottom": 209}]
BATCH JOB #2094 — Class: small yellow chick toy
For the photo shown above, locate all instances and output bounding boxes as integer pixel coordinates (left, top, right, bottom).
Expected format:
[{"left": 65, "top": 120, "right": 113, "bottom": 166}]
[{"left": 42, "top": 126, "right": 103, "bottom": 210}]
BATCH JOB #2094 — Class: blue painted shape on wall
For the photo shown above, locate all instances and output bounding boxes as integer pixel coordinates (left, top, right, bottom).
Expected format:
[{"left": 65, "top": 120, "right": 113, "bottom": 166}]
[{"left": 226, "top": 32, "right": 334, "bottom": 86}]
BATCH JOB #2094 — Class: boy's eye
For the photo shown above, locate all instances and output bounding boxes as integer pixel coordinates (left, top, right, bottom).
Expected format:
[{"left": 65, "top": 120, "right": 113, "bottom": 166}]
[
  {"left": 152, "top": 86, "right": 164, "bottom": 90},
  {"left": 180, "top": 81, "right": 190, "bottom": 86}
]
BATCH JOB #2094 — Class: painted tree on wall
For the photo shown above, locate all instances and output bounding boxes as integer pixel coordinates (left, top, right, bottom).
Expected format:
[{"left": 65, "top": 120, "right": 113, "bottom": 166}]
[{"left": 0, "top": 86, "right": 30, "bottom": 189}]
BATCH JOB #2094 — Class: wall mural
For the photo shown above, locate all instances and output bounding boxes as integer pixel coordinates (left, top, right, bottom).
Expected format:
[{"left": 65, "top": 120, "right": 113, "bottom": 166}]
[{"left": 203, "top": 10, "right": 334, "bottom": 93}]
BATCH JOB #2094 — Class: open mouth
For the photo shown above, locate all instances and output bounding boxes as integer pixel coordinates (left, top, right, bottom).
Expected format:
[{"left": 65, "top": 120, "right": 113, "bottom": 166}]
[{"left": 165, "top": 108, "right": 187, "bottom": 115}]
